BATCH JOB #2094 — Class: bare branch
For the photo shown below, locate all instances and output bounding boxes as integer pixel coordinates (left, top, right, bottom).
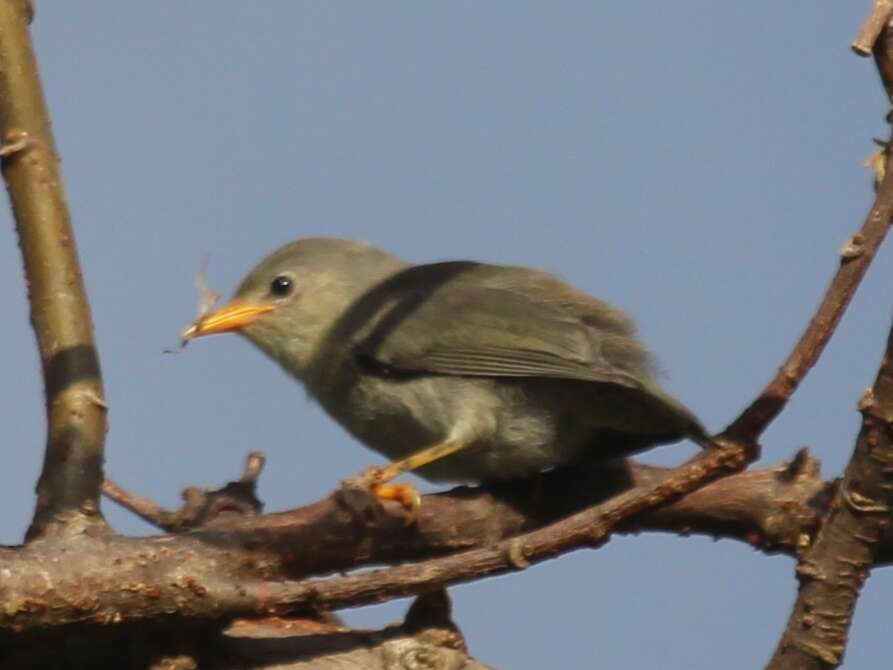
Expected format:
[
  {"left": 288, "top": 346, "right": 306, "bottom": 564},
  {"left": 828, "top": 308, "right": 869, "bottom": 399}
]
[
  {"left": 763, "top": 25, "right": 893, "bottom": 669},
  {"left": 1, "top": 592, "right": 493, "bottom": 670},
  {"left": 726, "top": 132, "right": 893, "bottom": 441},
  {"left": 100, "top": 449, "right": 835, "bottom": 572},
  {"left": 767, "top": 324, "right": 893, "bottom": 668},
  {"left": 101, "top": 478, "right": 172, "bottom": 529},
  {"left": 726, "top": 14, "right": 893, "bottom": 443},
  {"left": 853, "top": 0, "right": 893, "bottom": 56},
  {"left": 246, "top": 446, "right": 754, "bottom": 614},
  {"left": 214, "top": 592, "right": 491, "bottom": 670},
  {"left": 0, "top": 445, "right": 759, "bottom": 631},
  {"left": 11, "top": 444, "right": 893, "bottom": 647},
  {"left": 0, "top": 0, "right": 108, "bottom": 540},
  {"left": 102, "top": 452, "right": 265, "bottom": 532}
]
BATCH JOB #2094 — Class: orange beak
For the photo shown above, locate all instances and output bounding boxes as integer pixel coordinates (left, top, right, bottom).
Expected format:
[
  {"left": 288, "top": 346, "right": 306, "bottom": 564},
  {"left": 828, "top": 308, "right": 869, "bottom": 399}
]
[{"left": 181, "top": 302, "right": 275, "bottom": 340}]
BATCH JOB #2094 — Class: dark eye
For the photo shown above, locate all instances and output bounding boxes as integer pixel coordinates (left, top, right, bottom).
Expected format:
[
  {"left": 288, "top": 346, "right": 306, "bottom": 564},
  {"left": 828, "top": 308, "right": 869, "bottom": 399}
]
[{"left": 269, "top": 275, "right": 294, "bottom": 297}]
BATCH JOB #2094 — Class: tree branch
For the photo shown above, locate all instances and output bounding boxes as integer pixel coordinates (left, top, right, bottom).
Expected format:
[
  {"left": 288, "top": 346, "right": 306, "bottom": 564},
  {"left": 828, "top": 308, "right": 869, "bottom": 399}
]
[
  {"left": 727, "top": 9, "right": 893, "bottom": 441},
  {"left": 766, "top": 316, "right": 893, "bottom": 669},
  {"left": 725, "top": 175, "right": 893, "bottom": 442},
  {"left": 763, "top": 19, "right": 893, "bottom": 669},
  {"left": 104, "top": 448, "right": 832, "bottom": 556},
  {"left": 0, "top": 0, "right": 108, "bottom": 540},
  {"left": 213, "top": 591, "right": 490, "bottom": 670},
  {"left": 0, "top": 445, "right": 853, "bottom": 633},
  {"left": 102, "top": 452, "right": 265, "bottom": 532},
  {"left": 245, "top": 447, "right": 753, "bottom": 615},
  {"left": 852, "top": 0, "right": 893, "bottom": 56},
  {"left": 1, "top": 591, "right": 492, "bottom": 670}
]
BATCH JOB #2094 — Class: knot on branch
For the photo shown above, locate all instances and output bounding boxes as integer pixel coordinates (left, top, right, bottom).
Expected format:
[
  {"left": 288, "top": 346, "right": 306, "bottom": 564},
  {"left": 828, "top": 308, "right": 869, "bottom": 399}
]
[
  {"left": 168, "top": 452, "right": 267, "bottom": 531},
  {"left": 103, "top": 452, "right": 266, "bottom": 533}
]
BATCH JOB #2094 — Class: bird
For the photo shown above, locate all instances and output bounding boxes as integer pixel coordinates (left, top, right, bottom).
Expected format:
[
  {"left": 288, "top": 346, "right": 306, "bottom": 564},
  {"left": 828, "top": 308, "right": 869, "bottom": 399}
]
[{"left": 182, "top": 238, "right": 707, "bottom": 512}]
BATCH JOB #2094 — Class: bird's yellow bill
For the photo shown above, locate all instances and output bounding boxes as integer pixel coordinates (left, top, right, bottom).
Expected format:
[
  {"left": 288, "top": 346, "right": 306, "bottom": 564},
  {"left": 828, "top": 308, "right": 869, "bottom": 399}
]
[{"left": 181, "top": 302, "right": 274, "bottom": 340}]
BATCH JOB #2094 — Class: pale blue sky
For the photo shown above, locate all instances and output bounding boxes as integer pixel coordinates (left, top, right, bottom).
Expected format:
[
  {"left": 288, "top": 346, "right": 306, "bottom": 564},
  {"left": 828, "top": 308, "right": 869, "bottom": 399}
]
[{"left": 0, "top": 3, "right": 889, "bottom": 668}]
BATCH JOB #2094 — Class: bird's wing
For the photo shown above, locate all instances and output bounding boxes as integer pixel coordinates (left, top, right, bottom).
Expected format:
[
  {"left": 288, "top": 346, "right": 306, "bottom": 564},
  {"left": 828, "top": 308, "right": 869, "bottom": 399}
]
[{"left": 352, "top": 262, "right": 654, "bottom": 389}]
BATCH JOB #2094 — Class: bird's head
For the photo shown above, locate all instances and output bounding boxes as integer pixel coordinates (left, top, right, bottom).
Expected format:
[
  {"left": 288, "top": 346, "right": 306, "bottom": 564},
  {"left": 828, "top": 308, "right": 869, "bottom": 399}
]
[{"left": 181, "top": 237, "right": 406, "bottom": 377}]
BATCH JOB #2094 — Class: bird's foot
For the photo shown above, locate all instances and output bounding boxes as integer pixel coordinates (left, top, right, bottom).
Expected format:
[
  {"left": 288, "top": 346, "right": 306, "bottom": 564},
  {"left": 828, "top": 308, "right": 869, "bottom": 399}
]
[
  {"left": 337, "top": 466, "right": 420, "bottom": 525},
  {"left": 369, "top": 481, "right": 421, "bottom": 522}
]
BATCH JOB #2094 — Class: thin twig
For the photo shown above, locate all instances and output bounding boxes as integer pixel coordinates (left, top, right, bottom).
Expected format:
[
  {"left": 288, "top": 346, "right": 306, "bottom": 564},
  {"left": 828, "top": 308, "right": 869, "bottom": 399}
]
[
  {"left": 101, "top": 479, "right": 171, "bottom": 529},
  {"left": 103, "top": 452, "right": 266, "bottom": 532},
  {"left": 0, "top": 0, "right": 108, "bottom": 540},
  {"left": 727, "top": 12, "right": 893, "bottom": 443},
  {"left": 726, "top": 120, "right": 893, "bottom": 442}
]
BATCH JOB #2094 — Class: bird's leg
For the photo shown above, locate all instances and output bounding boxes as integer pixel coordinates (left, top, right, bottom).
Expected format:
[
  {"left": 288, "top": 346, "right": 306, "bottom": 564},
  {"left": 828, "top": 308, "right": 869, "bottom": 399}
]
[
  {"left": 374, "top": 439, "right": 468, "bottom": 482},
  {"left": 358, "top": 440, "right": 470, "bottom": 519}
]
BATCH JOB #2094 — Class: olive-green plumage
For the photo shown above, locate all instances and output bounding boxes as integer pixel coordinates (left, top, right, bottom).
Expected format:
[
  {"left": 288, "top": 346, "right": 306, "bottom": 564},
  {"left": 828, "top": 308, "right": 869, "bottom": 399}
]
[{"left": 215, "top": 238, "right": 705, "bottom": 481}]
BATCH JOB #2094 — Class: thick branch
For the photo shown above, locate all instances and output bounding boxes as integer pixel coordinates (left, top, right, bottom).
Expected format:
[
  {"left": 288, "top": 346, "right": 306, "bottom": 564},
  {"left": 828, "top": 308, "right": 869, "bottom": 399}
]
[
  {"left": 0, "top": 0, "right": 107, "bottom": 539},
  {"left": 246, "top": 447, "right": 753, "bottom": 615},
  {"left": 105, "top": 450, "right": 831, "bottom": 556},
  {"left": 763, "top": 23, "right": 893, "bottom": 669},
  {"left": 1, "top": 592, "right": 491, "bottom": 670},
  {"left": 215, "top": 591, "right": 488, "bottom": 670},
  {"left": 0, "top": 446, "right": 843, "bottom": 633},
  {"left": 766, "top": 322, "right": 893, "bottom": 669}
]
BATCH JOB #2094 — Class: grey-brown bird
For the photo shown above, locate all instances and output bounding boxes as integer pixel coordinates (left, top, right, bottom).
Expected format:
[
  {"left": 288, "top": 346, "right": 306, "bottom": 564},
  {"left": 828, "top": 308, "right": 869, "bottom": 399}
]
[{"left": 182, "top": 238, "right": 706, "bottom": 510}]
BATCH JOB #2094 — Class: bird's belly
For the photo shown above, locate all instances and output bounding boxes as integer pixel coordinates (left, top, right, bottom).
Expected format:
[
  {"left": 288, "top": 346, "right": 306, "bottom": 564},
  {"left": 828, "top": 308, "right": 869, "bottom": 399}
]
[{"left": 324, "top": 375, "right": 595, "bottom": 483}]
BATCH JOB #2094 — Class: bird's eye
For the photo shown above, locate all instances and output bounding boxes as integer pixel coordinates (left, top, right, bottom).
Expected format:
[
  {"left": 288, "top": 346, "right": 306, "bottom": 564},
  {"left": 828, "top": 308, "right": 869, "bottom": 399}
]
[{"left": 269, "top": 275, "right": 294, "bottom": 297}]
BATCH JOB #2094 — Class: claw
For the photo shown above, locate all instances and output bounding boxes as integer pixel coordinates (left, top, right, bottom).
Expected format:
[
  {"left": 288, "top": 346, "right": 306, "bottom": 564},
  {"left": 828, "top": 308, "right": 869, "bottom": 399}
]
[
  {"left": 338, "top": 468, "right": 420, "bottom": 524},
  {"left": 371, "top": 482, "right": 421, "bottom": 524},
  {"left": 341, "top": 439, "right": 469, "bottom": 523}
]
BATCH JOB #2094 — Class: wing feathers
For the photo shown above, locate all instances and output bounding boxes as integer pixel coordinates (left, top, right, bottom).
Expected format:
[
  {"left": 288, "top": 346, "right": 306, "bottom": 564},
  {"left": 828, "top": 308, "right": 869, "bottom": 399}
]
[{"left": 354, "top": 262, "right": 653, "bottom": 389}]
